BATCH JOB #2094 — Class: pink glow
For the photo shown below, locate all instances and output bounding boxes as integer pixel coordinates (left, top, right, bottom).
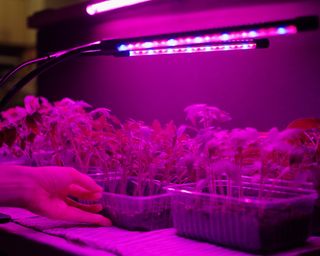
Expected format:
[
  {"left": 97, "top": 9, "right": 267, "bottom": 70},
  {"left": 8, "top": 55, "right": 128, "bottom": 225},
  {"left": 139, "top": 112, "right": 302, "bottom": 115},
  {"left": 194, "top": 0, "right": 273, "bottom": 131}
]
[
  {"left": 117, "top": 25, "right": 297, "bottom": 52},
  {"left": 86, "top": 0, "right": 151, "bottom": 15},
  {"left": 129, "top": 43, "right": 256, "bottom": 57}
]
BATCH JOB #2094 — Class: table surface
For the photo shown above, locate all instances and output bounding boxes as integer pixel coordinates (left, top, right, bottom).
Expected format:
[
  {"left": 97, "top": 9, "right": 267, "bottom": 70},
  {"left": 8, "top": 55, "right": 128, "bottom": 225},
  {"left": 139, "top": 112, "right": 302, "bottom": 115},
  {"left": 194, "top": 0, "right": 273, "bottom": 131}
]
[
  {"left": 1, "top": 207, "right": 320, "bottom": 256},
  {"left": 0, "top": 222, "right": 114, "bottom": 256}
]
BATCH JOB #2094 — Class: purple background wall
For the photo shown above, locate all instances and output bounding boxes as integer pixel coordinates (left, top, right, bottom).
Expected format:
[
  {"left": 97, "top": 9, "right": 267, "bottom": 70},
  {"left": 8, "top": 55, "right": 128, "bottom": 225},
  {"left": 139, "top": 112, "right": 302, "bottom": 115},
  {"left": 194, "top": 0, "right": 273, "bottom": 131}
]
[{"left": 35, "top": 0, "right": 320, "bottom": 131}]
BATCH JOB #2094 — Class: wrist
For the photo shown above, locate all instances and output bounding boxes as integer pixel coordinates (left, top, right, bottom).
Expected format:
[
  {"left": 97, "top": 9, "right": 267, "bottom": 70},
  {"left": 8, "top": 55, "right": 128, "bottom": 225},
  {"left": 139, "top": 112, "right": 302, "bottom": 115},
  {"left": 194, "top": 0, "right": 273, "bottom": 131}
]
[{"left": 0, "top": 165, "right": 37, "bottom": 208}]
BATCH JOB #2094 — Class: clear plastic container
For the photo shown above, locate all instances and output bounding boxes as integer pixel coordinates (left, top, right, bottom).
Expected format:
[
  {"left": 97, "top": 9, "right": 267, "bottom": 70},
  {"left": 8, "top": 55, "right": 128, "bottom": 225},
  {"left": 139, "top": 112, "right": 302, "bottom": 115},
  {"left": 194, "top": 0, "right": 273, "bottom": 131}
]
[
  {"left": 242, "top": 176, "right": 320, "bottom": 236},
  {"left": 0, "top": 157, "right": 30, "bottom": 166},
  {"left": 168, "top": 180, "right": 317, "bottom": 253},
  {"left": 31, "top": 150, "right": 55, "bottom": 166},
  {"left": 88, "top": 177, "right": 172, "bottom": 231}
]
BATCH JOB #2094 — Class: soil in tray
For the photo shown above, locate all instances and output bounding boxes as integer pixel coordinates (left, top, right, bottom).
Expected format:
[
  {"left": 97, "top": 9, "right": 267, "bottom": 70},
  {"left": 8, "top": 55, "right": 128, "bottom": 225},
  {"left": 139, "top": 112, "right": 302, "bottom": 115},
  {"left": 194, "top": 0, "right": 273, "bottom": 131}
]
[
  {"left": 311, "top": 200, "right": 320, "bottom": 235},
  {"left": 174, "top": 206, "right": 311, "bottom": 253},
  {"left": 258, "top": 215, "right": 311, "bottom": 253},
  {"left": 102, "top": 207, "right": 172, "bottom": 231},
  {"left": 101, "top": 178, "right": 172, "bottom": 231}
]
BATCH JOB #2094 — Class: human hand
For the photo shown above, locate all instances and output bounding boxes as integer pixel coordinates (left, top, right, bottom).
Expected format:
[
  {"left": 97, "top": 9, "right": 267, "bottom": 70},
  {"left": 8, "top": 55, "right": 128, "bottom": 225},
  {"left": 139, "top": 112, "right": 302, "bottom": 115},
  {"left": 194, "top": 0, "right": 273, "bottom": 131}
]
[{"left": 0, "top": 165, "right": 111, "bottom": 226}]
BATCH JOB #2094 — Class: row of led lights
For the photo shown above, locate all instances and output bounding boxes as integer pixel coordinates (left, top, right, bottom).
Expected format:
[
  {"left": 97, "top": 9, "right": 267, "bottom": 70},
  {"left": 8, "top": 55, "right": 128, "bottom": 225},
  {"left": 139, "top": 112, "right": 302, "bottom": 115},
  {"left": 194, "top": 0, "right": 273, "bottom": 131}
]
[
  {"left": 129, "top": 43, "right": 256, "bottom": 56},
  {"left": 118, "top": 25, "right": 297, "bottom": 52}
]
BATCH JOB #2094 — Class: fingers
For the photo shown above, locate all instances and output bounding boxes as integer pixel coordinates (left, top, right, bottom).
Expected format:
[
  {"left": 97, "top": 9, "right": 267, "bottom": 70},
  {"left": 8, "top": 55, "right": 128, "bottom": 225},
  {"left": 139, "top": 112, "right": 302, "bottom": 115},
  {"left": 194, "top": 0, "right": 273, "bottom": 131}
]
[
  {"left": 69, "top": 169, "right": 103, "bottom": 193},
  {"left": 61, "top": 204, "right": 111, "bottom": 226},
  {"left": 65, "top": 197, "right": 103, "bottom": 213},
  {"left": 37, "top": 198, "right": 112, "bottom": 227},
  {"left": 68, "top": 184, "right": 102, "bottom": 201}
]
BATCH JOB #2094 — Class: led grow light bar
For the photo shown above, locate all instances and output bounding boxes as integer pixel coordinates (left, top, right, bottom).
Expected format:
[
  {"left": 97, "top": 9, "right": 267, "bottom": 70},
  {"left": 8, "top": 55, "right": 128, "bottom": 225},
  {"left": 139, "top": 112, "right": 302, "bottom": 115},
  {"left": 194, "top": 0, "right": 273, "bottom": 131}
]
[
  {"left": 116, "top": 16, "right": 318, "bottom": 52},
  {"left": 86, "top": 0, "right": 151, "bottom": 15},
  {"left": 128, "top": 41, "right": 261, "bottom": 57},
  {"left": 1, "top": 16, "right": 317, "bottom": 109},
  {"left": 0, "top": 38, "right": 269, "bottom": 109}
]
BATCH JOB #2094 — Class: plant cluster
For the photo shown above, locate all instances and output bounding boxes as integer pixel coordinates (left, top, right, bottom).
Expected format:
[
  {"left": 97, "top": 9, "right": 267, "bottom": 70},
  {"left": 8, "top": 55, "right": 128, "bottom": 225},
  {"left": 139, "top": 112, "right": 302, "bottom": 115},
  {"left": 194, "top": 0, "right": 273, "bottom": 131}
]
[{"left": 0, "top": 96, "right": 319, "bottom": 196}]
